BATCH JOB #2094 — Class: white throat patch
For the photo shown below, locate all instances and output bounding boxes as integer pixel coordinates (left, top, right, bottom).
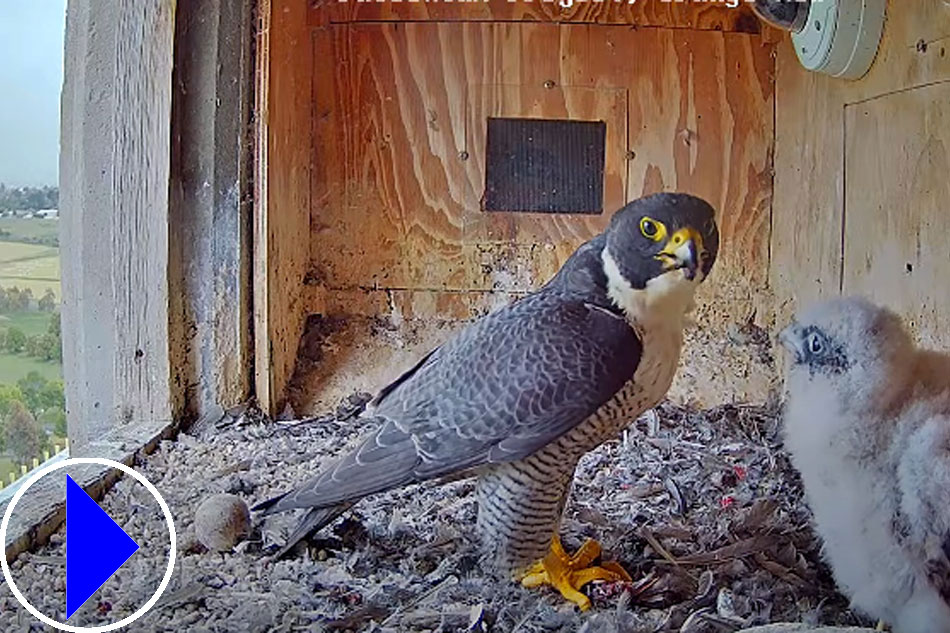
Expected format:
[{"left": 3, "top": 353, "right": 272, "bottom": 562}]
[{"left": 601, "top": 248, "right": 700, "bottom": 330}]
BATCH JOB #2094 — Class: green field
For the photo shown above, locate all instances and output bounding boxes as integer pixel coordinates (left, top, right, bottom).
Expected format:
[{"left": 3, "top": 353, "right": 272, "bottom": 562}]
[
  {"left": 0, "top": 217, "right": 59, "bottom": 242},
  {"left": 0, "top": 311, "right": 54, "bottom": 336},
  {"left": 0, "top": 240, "right": 60, "bottom": 298},
  {"left": 0, "top": 353, "right": 61, "bottom": 384},
  {"left": 0, "top": 217, "right": 64, "bottom": 488},
  {"left": 0, "top": 312, "right": 61, "bottom": 383},
  {"left": 0, "top": 240, "right": 57, "bottom": 263}
]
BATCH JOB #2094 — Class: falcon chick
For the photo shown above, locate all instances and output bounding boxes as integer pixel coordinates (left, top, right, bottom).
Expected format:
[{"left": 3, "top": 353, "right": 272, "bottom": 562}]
[
  {"left": 780, "top": 297, "right": 950, "bottom": 633},
  {"left": 255, "top": 192, "right": 720, "bottom": 610}
]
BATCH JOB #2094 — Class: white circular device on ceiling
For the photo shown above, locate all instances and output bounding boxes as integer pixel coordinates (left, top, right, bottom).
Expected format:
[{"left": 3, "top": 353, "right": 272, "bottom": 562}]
[{"left": 753, "top": 0, "right": 888, "bottom": 80}]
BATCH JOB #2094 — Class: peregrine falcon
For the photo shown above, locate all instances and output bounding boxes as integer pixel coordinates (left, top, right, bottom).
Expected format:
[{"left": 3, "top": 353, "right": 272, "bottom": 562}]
[
  {"left": 780, "top": 297, "right": 950, "bottom": 633},
  {"left": 255, "top": 192, "right": 720, "bottom": 610}
]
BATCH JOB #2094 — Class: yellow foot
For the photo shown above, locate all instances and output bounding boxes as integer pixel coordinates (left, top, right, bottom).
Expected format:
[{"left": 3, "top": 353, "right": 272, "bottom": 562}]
[
  {"left": 875, "top": 621, "right": 887, "bottom": 632},
  {"left": 519, "top": 534, "right": 632, "bottom": 611}
]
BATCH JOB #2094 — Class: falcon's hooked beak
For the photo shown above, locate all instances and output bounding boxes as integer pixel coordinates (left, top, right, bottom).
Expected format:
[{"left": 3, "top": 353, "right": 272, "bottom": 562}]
[{"left": 656, "top": 226, "right": 706, "bottom": 280}]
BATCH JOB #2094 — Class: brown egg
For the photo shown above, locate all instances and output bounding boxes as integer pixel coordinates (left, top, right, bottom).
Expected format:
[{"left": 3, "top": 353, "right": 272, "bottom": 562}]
[{"left": 194, "top": 493, "right": 250, "bottom": 552}]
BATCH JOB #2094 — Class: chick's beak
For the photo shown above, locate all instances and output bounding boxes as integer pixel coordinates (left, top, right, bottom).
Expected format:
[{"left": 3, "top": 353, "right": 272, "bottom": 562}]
[
  {"left": 778, "top": 324, "right": 802, "bottom": 359},
  {"left": 659, "top": 227, "right": 706, "bottom": 280}
]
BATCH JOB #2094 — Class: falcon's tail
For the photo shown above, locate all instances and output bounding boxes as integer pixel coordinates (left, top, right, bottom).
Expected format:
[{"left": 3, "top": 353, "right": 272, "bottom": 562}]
[
  {"left": 272, "top": 503, "right": 354, "bottom": 559},
  {"left": 251, "top": 491, "right": 291, "bottom": 515}
]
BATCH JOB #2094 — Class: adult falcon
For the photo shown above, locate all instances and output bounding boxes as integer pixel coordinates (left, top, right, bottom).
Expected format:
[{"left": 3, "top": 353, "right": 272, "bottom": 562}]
[{"left": 255, "top": 192, "right": 719, "bottom": 610}]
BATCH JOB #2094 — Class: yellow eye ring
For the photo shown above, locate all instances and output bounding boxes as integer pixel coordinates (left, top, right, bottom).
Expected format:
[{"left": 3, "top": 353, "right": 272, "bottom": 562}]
[{"left": 639, "top": 217, "right": 666, "bottom": 242}]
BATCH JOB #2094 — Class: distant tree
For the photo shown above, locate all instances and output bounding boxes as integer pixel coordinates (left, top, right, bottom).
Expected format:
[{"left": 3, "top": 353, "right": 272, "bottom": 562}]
[
  {"left": 5, "top": 327, "right": 27, "bottom": 353},
  {"left": 20, "top": 288, "right": 33, "bottom": 311},
  {"left": 25, "top": 334, "right": 43, "bottom": 358},
  {"left": 5, "top": 288, "right": 19, "bottom": 311},
  {"left": 55, "top": 410, "right": 67, "bottom": 438},
  {"left": 39, "top": 406, "right": 67, "bottom": 438},
  {"left": 38, "top": 289, "right": 57, "bottom": 313},
  {"left": 4, "top": 401, "right": 46, "bottom": 465},
  {"left": 39, "top": 379, "right": 65, "bottom": 411},
  {"left": 14, "top": 373, "right": 64, "bottom": 419},
  {"left": 0, "top": 184, "right": 59, "bottom": 212},
  {"left": 40, "top": 333, "right": 60, "bottom": 361},
  {"left": 5, "top": 287, "right": 31, "bottom": 312},
  {"left": 0, "top": 287, "right": 9, "bottom": 312},
  {"left": 48, "top": 312, "right": 61, "bottom": 337},
  {"left": 47, "top": 313, "right": 63, "bottom": 361},
  {"left": 17, "top": 371, "right": 50, "bottom": 416},
  {"left": 0, "top": 384, "right": 26, "bottom": 419},
  {"left": 22, "top": 333, "right": 59, "bottom": 361}
]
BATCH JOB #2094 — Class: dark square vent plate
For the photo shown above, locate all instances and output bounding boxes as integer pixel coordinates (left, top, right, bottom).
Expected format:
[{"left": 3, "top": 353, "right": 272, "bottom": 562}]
[{"left": 483, "top": 117, "right": 606, "bottom": 215}]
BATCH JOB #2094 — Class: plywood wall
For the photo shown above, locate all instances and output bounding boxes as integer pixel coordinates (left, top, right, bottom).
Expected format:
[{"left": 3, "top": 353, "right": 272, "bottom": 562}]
[
  {"left": 312, "top": 0, "right": 764, "bottom": 29},
  {"left": 309, "top": 27, "right": 774, "bottom": 301},
  {"left": 771, "top": 0, "right": 950, "bottom": 345},
  {"left": 264, "top": 0, "right": 778, "bottom": 411}
]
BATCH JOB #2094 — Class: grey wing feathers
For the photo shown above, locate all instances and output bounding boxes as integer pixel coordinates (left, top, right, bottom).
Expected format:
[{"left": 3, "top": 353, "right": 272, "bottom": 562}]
[
  {"left": 256, "top": 419, "right": 419, "bottom": 514},
  {"left": 255, "top": 290, "right": 641, "bottom": 516},
  {"left": 369, "top": 346, "right": 440, "bottom": 409},
  {"left": 395, "top": 295, "right": 642, "bottom": 471}
]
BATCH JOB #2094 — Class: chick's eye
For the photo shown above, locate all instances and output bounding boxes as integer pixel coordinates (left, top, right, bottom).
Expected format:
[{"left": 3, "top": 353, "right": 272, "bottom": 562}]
[
  {"left": 640, "top": 218, "right": 659, "bottom": 240},
  {"left": 807, "top": 333, "right": 824, "bottom": 355}
]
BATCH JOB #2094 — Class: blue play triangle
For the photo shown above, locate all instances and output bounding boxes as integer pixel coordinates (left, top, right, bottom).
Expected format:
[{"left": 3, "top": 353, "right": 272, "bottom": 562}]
[{"left": 65, "top": 474, "right": 139, "bottom": 619}]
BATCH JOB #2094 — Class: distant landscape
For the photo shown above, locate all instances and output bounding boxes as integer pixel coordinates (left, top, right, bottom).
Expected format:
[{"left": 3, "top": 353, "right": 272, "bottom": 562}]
[{"left": 0, "top": 184, "right": 65, "bottom": 487}]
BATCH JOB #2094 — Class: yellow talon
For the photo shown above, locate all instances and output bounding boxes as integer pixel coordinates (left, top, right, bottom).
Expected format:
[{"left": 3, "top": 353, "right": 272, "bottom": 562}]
[{"left": 519, "top": 534, "right": 632, "bottom": 611}]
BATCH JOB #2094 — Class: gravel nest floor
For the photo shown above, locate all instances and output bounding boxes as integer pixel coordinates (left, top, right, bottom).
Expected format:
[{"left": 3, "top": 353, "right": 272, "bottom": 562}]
[{"left": 0, "top": 396, "right": 876, "bottom": 633}]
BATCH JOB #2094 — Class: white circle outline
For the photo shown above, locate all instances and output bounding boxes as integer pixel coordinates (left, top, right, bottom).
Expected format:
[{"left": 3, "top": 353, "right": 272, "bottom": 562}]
[{"left": 0, "top": 457, "right": 177, "bottom": 632}]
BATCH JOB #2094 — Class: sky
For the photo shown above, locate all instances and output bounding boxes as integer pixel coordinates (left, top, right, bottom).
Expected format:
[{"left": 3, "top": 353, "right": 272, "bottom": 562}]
[{"left": 0, "top": 1, "right": 67, "bottom": 188}]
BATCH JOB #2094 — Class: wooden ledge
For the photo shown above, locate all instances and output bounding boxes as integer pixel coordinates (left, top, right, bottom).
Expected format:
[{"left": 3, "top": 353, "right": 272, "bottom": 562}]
[{"left": 1, "top": 418, "right": 175, "bottom": 564}]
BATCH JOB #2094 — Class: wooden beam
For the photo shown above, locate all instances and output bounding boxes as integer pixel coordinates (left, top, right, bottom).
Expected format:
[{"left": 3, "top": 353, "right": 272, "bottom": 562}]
[
  {"left": 7, "top": 0, "right": 256, "bottom": 559},
  {"left": 169, "top": 0, "right": 255, "bottom": 423},
  {"left": 254, "top": 0, "right": 314, "bottom": 416},
  {"left": 60, "top": 0, "right": 177, "bottom": 453}
]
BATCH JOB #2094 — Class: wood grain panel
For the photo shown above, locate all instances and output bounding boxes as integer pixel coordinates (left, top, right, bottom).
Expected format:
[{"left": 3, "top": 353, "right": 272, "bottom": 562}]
[
  {"left": 312, "top": 0, "right": 764, "bottom": 32},
  {"left": 770, "top": 0, "right": 950, "bottom": 328},
  {"left": 624, "top": 27, "right": 774, "bottom": 295},
  {"left": 843, "top": 83, "right": 950, "bottom": 347},
  {"left": 310, "top": 286, "right": 525, "bottom": 320},
  {"left": 310, "top": 23, "right": 774, "bottom": 301},
  {"left": 770, "top": 45, "right": 845, "bottom": 326},
  {"left": 256, "top": 0, "right": 315, "bottom": 413}
]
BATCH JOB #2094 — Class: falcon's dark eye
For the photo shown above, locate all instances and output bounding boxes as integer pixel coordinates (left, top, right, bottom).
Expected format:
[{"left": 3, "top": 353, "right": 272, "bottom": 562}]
[
  {"left": 798, "top": 327, "right": 850, "bottom": 374},
  {"left": 807, "top": 333, "right": 824, "bottom": 355},
  {"left": 639, "top": 217, "right": 665, "bottom": 241}
]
